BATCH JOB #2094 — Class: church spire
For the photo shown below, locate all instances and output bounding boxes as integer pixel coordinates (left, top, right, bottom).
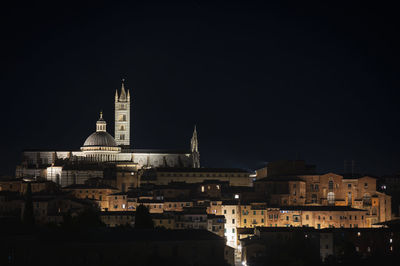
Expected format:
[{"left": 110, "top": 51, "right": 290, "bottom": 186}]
[
  {"left": 191, "top": 125, "right": 200, "bottom": 168},
  {"left": 191, "top": 125, "right": 198, "bottom": 152},
  {"left": 119, "top": 79, "right": 127, "bottom": 101},
  {"left": 115, "top": 89, "right": 119, "bottom": 103}
]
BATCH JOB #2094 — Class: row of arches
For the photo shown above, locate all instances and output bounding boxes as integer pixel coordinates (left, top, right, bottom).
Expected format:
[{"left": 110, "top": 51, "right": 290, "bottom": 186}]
[{"left": 85, "top": 154, "right": 117, "bottom": 162}]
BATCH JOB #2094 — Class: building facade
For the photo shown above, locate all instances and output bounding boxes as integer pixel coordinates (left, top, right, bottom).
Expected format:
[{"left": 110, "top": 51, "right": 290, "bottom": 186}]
[{"left": 16, "top": 81, "right": 200, "bottom": 187}]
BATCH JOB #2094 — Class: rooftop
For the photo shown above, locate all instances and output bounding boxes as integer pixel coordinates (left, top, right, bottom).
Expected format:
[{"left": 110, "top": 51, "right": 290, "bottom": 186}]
[
  {"left": 156, "top": 167, "right": 250, "bottom": 173},
  {"left": 278, "top": 206, "right": 367, "bottom": 212},
  {"left": 63, "top": 184, "right": 118, "bottom": 190},
  {"left": 125, "top": 149, "right": 191, "bottom": 154},
  {"left": 100, "top": 211, "right": 135, "bottom": 216},
  {"left": 255, "top": 176, "right": 305, "bottom": 182}
]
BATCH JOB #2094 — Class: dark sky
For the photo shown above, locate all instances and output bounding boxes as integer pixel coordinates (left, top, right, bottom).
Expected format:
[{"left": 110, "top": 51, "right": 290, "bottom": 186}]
[{"left": 1, "top": 1, "right": 399, "bottom": 176}]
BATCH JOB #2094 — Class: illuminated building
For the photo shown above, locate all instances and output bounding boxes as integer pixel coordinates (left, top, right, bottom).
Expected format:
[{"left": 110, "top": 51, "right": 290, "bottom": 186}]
[
  {"left": 222, "top": 201, "right": 241, "bottom": 248},
  {"left": 255, "top": 161, "right": 392, "bottom": 225},
  {"left": 141, "top": 168, "right": 252, "bottom": 187},
  {"left": 16, "top": 80, "right": 200, "bottom": 187}
]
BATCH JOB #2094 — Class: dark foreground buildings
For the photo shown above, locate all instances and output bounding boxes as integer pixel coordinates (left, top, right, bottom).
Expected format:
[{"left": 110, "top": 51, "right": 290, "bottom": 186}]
[{"left": 1, "top": 228, "right": 233, "bottom": 266}]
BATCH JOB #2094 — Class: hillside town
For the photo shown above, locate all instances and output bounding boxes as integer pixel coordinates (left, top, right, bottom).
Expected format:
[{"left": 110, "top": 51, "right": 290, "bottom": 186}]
[{"left": 1, "top": 83, "right": 399, "bottom": 266}]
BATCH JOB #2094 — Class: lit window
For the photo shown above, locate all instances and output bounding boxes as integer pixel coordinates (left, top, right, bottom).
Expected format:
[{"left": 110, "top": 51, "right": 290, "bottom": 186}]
[
  {"left": 327, "top": 192, "right": 335, "bottom": 204},
  {"left": 118, "top": 114, "right": 126, "bottom": 121},
  {"left": 235, "top": 194, "right": 239, "bottom": 199},
  {"left": 201, "top": 186, "right": 204, "bottom": 192}
]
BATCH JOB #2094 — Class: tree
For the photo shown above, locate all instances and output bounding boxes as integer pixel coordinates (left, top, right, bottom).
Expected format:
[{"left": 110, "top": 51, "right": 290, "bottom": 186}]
[
  {"left": 61, "top": 208, "right": 105, "bottom": 230},
  {"left": 135, "top": 204, "right": 154, "bottom": 229},
  {"left": 22, "top": 182, "right": 35, "bottom": 227}
]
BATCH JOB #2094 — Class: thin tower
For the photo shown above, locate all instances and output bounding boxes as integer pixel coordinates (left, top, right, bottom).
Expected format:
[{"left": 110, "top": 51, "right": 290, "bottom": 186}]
[
  {"left": 114, "top": 79, "right": 131, "bottom": 148},
  {"left": 191, "top": 125, "right": 200, "bottom": 168}
]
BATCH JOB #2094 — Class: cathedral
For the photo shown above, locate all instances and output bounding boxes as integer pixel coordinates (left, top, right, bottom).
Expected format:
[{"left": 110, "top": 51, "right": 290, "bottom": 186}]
[{"left": 16, "top": 81, "right": 200, "bottom": 186}]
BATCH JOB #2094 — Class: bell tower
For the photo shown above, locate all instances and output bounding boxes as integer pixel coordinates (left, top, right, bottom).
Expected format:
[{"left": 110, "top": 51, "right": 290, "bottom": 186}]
[{"left": 114, "top": 79, "right": 131, "bottom": 148}]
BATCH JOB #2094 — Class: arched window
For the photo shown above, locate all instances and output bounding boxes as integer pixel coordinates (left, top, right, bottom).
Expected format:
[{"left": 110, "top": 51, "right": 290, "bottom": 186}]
[
  {"left": 327, "top": 192, "right": 335, "bottom": 205},
  {"left": 328, "top": 180, "right": 334, "bottom": 190}
]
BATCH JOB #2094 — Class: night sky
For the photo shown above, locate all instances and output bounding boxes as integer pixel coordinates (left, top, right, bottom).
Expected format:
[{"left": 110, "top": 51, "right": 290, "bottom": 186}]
[{"left": 1, "top": 1, "right": 399, "bottom": 176}]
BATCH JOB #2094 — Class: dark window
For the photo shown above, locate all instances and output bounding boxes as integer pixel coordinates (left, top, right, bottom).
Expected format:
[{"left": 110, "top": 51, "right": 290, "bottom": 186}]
[{"left": 329, "top": 180, "right": 334, "bottom": 190}]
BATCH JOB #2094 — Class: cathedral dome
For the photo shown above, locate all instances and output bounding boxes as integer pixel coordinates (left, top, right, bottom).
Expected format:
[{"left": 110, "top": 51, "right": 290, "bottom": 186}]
[{"left": 83, "top": 131, "right": 118, "bottom": 147}]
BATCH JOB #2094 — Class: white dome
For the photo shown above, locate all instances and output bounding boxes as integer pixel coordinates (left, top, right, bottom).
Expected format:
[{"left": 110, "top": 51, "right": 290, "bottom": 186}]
[{"left": 83, "top": 131, "right": 117, "bottom": 147}]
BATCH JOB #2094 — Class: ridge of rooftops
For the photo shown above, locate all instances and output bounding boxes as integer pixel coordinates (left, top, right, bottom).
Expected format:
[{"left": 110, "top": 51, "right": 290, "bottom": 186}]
[
  {"left": 63, "top": 184, "right": 118, "bottom": 190},
  {"left": 163, "top": 197, "right": 193, "bottom": 202},
  {"left": 23, "top": 148, "right": 191, "bottom": 154},
  {"left": 277, "top": 206, "right": 368, "bottom": 212},
  {"left": 150, "top": 182, "right": 198, "bottom": 189},
  {"left": 100, "top": 211, "right": 136, "bottom": 216},
  {"left": 154, "top": 167, "right": 250, "bottom": 173},
  {"left": 243, "top": 226, "right": 394, "bottom": 234},
  {"left": 0, "top": 178, "right": 54, "bottom": 183},
  {"left": 256, "top": 174, "right": 377, "bottom": 182}
]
